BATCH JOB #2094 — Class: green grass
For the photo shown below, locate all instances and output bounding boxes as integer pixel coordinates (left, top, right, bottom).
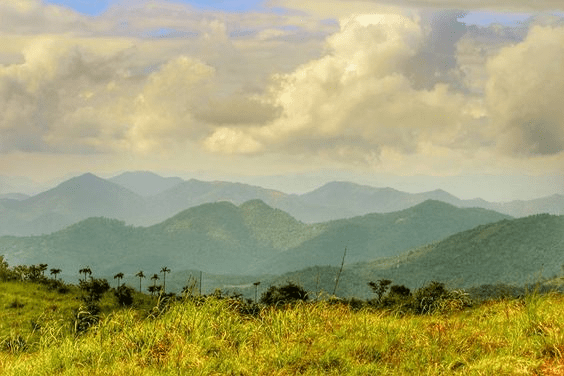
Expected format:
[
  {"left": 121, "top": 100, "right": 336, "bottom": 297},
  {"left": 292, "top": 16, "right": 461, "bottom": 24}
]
[{"left": 0, "top": 281, "right": 563, "bottom": 375}]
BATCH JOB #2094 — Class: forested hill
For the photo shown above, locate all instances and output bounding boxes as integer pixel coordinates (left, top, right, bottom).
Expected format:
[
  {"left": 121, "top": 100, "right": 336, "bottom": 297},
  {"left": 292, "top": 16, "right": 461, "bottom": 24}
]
[
  {"left": 265, "top": 214, "right": 564, "bottom": 298},
  {"left": 0, "top": 200, "right": 510, "bottom": 279}
]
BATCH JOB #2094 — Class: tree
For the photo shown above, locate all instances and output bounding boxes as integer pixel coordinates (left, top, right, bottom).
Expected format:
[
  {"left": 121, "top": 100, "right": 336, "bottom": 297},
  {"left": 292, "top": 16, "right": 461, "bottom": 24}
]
[
  {"left": 114, "top": 285, "right": 134, "bottom": 306},
  {"left": 135, "top": 271, "right": 145, "bottom": 293},
  {"left": 160, "top": 267, "right": 170, "bottom": 293},
  {"left": 147, "top": 285, "right": 159, "bottom": 297},
  {"left": 79, "top": 267, "right": 92, "bottom": 282},
  {"left": 38, "top": 264, "right": 48, "bottom": 277},
  {"left": 113, "top": 272, "right": 124, "bottom": 289},
  {"left": 151, "top": 273, "right": 159, "bottom": 295},
  {"left": 50, "top": 268, "right": 62, "bottom": 280},
  {"left": 253, "top": 281, "right": 261, "bottom": 303},
  {"left": 368, "top": 279, "right": 392, "bottom": 304}
]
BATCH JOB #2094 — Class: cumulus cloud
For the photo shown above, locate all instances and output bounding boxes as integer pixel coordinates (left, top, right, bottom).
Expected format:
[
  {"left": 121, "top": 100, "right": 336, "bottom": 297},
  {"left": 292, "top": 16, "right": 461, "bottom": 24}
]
[
  {"left": 202, "top": 13, "right": 478, "bottom": 163},
  {"left": 1, "top": 0, "right": 563, "bottom": 178},
  {"left": 485, "top": 24, "right": 564, "bottom": 156}
]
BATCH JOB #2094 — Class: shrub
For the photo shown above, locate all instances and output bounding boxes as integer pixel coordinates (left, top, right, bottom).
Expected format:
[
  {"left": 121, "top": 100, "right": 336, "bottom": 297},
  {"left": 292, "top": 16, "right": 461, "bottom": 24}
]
[
  {"left": 114, "top": 285, "right": 135, "bottom": 307},
  {"left": 72, "top": 303, "right": 101, "bottom": 335},
  {"left": 79, "top": 278, "right": 110, "bottom": 303},
  {"left": 260, "top": 282, "right": 309, "bottom": 306}
]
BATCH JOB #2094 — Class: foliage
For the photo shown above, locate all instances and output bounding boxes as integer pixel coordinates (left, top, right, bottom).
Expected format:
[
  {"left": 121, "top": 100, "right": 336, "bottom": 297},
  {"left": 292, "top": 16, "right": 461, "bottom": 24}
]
[
  {"left": 79, "top": 278, "right": 110, "bottom": 303},
  {"left": 2, "top": 288, "right": 564, "bottom": 375},
  {"left": 114, "top": 285, "right": 135, "bottom": 307},
  {"left": 368, "top": 279, "right": 392, "bottom": 303},
  {"left": 260, "top": 281, "right": 309, "bottom": 306}
]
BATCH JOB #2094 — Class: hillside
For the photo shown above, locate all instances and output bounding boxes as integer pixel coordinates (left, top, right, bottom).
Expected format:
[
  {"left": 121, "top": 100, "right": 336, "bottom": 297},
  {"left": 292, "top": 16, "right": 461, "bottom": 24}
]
[
  {"left": 2, "top": 279, "right": 564, "bottom": 375},
  {"left": 0, "top": 200, "right": 511, "bottom": 281},
  {"left": 261, "top": 214, "right": 564, "bottom": 298},
  {"left": 251, "top": 200, "right": 512, "bottom": 274}
]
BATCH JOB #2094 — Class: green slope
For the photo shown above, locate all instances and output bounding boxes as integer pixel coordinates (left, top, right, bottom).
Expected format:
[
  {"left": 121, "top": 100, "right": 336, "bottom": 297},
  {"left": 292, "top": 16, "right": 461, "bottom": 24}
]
[
  {"left": 0, "top": 200, "right": 513, "bottom": 282},
  {"left": 268, "top": 214, "right": 564, "bottom": 299},
  {"left": 252, "top": 200, "right": 512, "bottom": 273}
]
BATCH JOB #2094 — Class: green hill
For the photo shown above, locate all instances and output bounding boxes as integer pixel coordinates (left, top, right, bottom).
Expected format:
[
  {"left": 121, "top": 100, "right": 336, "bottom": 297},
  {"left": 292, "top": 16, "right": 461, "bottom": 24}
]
[
  {"left": 262, "top": 214, "right": 564, "bottom": 299},
  {"left": 252, "top": 200, "right": 512, "bottom": 273},
  {"left": 0, "top": 200, "right": 511, "bottom": 284}
]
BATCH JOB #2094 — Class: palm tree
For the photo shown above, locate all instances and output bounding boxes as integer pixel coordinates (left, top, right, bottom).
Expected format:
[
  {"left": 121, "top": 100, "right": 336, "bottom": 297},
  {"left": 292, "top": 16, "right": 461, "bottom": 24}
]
[
  {"left": 253, "top": 281, "right": 261, "bottom": 303},
  {"left": 147, "top": 285, "right": 158, "bottom": 296},
  {"left": 79, "top": 267, "right": 92, "bottom": 282},
  {"left": 160, "top": 267, "right": 170, "bottom": 293},
  {"left": 50, "top": 268, "right": 61, "bottom": 280},
  {"left": 113, "top": 272, "right": 124, "bottom": 289},
  {"left": 39, "top": 264, "right": 48, "bottom": 277},
  {"left": 135, "top": 271, "right": 145, "bottom": 293},
  {"left": 151, "top": 273, "right": 159, "bottom": 289}
]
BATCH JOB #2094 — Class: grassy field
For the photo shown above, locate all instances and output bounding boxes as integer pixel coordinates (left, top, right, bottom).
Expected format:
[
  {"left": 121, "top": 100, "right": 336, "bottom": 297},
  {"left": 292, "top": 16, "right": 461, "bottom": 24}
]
[{"left": 0, "top": 281, "right": 563, "bottom": 375}]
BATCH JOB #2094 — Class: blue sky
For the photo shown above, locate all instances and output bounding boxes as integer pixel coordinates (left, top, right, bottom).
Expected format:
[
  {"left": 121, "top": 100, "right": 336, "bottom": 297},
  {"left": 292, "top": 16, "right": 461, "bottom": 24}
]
[
  {"left": 44, "top": 0, "right": 266, "bottom": 15},
  {"left": 44, "top": 0, "right": 537, "bottom": 26}
]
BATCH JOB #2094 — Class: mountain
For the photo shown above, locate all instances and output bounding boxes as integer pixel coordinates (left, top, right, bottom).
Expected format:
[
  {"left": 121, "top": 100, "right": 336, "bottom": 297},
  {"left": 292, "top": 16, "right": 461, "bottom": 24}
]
[
  {"left": 487, "top": 194, "right": 564, "bottom": 217},
  {"left": 109, "top": 171, "right": 184, "bottom": 197},
  {"left": 356, "top": 213, "right": 564, "bottom": 289},
  {"left": 0, "top": 173, "right": 148, "bottom": 236},
  {"left": 0, "top": 172, "right": 560, "bottom": 237},
  {"left": 298, "top": 181, "right": 564, "bottom": 218},
  {"left": 0, "top": 193, "right": 30, "bottom": 201},
  {"left": 146, "top": 179, "right": 337, "bottom": 224},
  {"left": 246, "top": 214, "right": 564, "bottom": 300},
  {"left": 0, "top": 199, "right": 510, "bottom": 279},
  {"left": 250, "top": 200, "right": 512, "bottom": 274}
]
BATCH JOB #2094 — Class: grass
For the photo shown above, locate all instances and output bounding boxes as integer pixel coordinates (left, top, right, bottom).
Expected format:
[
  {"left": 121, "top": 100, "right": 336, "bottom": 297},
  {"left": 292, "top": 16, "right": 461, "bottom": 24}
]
[{"left": 0, "top": 282, "right": 563, "bottom": 375}]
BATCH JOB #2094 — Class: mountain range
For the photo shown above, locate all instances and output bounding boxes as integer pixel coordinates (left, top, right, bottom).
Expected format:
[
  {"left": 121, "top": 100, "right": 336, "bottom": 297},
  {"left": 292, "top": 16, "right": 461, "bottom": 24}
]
[
  {"left": 0, "top": 199, "right": 510, "bottom": 280},
  {"left": 0, "top": 171, "right": 562, "bottom": 236},
  {"left": 265, "top": 213, "right": 564, "bottom": 299}
]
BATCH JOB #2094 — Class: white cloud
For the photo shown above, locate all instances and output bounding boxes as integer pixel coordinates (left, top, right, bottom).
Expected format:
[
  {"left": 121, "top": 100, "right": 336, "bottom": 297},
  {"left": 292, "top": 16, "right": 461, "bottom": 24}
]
[
  {"left": 202, "top": 13, "right": 476, "bottom": 163},
  {"left": 485, "top": 24, "right": 564, "bottom": 156},
  {"left": 1, "top": 0, "right": 563, "bottom": 179}
]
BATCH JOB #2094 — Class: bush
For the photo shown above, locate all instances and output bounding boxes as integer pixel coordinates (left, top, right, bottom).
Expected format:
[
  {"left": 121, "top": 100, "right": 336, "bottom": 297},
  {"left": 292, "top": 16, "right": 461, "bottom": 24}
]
[
  {"left": 79, "top": 278, "right": 110, "bottom": 303},
  {"left": 114, "top": 285, "right": 135, "bottom": 307},
  {"left": 381, "top": 284, "right": 411, "bottom": 309},
  {"left": 260, "top": 282, "right": 309, "bottom": 306},
  {"left": 72, "top": 303, "right": 101, "bottom": 335}
]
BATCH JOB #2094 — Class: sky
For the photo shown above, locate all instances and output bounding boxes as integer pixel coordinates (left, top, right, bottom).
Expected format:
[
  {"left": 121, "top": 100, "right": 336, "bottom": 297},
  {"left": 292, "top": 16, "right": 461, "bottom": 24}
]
[{"left": 0, "top": 0, "right": 563, "bottom": 201}]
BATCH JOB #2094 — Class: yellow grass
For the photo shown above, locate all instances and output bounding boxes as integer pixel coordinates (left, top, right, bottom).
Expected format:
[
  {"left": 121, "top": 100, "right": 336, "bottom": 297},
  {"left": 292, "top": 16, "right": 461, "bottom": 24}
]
[{"left": 0, "top": 291, "right": 563, "bottom": 375}]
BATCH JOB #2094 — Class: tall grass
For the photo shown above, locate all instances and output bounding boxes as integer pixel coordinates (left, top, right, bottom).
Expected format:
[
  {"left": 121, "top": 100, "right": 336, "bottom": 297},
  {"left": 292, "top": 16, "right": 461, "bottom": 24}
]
[{"left": 1, "top": 291, "right": 563, "bottom": 375}]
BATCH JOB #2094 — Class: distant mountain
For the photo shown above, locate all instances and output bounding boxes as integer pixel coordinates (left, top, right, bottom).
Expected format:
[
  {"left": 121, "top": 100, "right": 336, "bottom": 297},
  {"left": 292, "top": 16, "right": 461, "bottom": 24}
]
[
  {"left": 0, "top": 199, "right": 510, "bottom": 279},
  {"left": 0, "top": 172, "right": 561, "bottom": 237},
  {"left": 0, "top": 193, "right": 30, "bottom": 201},
  {"left": 109, "top": 171, "right": 184, "bottom": 197},
  {"left": 487, "top": 194, "right": 564, "bottom": 217},
  {"left": 0, "top": 173, "right": 148, "bottom": 236},
  {"left": 299, "top": 181, "right": 564, "bottom": 218}
]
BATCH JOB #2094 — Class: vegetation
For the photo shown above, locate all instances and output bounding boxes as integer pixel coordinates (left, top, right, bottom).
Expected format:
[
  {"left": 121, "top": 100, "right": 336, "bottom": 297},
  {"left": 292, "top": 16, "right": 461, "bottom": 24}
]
[
  {"left": 0, "top": 200, "right": 511, "bottom": 279},
  {"left": 0, "top": 272, "right": 563, "bottom": 375}
]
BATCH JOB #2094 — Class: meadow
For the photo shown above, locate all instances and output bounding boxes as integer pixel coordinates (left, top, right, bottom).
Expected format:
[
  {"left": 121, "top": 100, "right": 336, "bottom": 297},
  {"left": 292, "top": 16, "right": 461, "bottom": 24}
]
[{"left": 0, "top": 279, "right": 563, "bottom": 375}]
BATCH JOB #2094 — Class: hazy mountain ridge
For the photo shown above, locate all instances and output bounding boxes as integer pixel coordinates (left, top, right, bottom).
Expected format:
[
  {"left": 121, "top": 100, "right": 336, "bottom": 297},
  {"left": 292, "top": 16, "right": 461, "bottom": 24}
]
[
  {"left": 0, "top": 171, "right": 561, "bottom": 237},
  {"left": 0, "top": 199, "right": 510, "bottom": 280}
]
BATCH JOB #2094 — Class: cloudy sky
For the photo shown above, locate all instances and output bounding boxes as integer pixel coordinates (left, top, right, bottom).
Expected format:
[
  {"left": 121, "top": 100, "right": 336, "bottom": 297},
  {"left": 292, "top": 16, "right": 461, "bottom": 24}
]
[{"left": 0, "top": 0, "right": 563, "bottom": 200}]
